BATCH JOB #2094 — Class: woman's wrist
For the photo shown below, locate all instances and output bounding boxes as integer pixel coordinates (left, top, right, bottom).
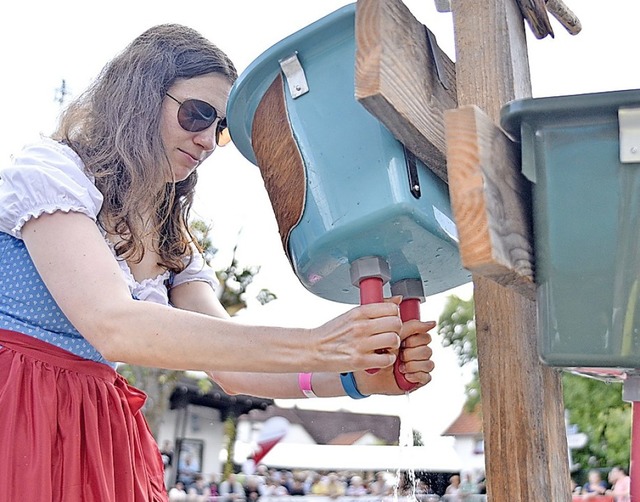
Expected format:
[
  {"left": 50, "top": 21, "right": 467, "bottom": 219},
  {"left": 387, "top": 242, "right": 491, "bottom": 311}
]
[{"left": 340, "top": 372, "right": 370, "bottom": 399}]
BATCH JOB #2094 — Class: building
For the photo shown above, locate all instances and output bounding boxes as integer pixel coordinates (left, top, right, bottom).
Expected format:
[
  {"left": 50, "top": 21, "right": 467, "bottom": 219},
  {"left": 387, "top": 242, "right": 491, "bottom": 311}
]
[
  {"left": 441, "top": 405, "right": 485, "bottom": 474},
  {"left": 442, "top": 405, "right": 588, "bottom": 476},
  {"left": 156, "top": 375, "right": 410, "bottom": 486}
]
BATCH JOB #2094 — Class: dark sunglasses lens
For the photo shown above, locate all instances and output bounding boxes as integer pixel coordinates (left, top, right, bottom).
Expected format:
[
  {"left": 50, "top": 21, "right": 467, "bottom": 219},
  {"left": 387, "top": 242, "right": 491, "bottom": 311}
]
[{"left": 177, "top": 99, "right": 217, "bottom": 132}]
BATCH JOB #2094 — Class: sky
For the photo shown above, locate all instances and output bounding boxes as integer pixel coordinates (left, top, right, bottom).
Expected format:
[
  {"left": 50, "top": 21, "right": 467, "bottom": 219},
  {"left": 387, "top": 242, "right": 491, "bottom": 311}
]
[{"left": 1, "top": 0, "right": 639, "bottom": 445}]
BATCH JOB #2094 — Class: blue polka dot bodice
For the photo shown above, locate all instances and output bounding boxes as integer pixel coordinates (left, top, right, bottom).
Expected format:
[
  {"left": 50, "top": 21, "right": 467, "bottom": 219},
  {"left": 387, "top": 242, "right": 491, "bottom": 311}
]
[{"left": 0, "top": 232, "right": 111, "bottom": 366}]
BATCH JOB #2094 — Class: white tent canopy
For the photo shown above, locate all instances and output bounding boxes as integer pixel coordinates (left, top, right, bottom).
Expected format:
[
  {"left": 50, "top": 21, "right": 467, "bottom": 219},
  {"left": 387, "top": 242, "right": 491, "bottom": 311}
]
[{"left": 238, "top": 442, "right": 461, "bottom": 472}]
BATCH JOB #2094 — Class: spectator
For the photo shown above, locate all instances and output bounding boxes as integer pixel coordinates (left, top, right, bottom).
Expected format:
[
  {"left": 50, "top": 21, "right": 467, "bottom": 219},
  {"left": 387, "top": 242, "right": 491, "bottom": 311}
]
[
  {"left": 161, "top": 440, "right": 174, "bottom": 469},
  {"left": 326, "top": 473, "right": 346, "bottom": 499},
  {"left": 168, "top": 481, "right": 188, "bottom": 501},
  {"left": 583, "top": 470, "right": 607, "bottom": 498},
  {"left": 444, "top": 474, "right": 462, "bottom": 502},
  {"left": 244, "top": 475, "right": 262, "bottom": 502},
  {"left": 459, "top": 472, "right": 478, "bottom": 499},
  {"left": 346, "top": 475, "right": 368, "bottom": 497},
  {"left": 288, "top": 475, "right": 307, "bottom": 496},
  {"left": 187, "top": 474, "right": 211, "bottom": 502},
  {"left": 369, "top": 472, "right": 391, "bottom": 496},
  {"left": 608, "top": 466, "right": 631, "bottom": 502},
  {"left": 219, "top": 473, "right": 246, "bottom": 502},
  {"left": 177, "top": 453, "right": 200, "bottom": 487}
]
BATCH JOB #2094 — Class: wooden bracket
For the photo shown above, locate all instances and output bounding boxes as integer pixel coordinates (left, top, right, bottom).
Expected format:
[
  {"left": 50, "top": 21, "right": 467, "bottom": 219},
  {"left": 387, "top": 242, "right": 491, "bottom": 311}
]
[
  {"left": 355, "top": 0, "right": 457, "bottom": 183},
  {"left": 445, "top": 105, "right": 535, "bottom": 300}
]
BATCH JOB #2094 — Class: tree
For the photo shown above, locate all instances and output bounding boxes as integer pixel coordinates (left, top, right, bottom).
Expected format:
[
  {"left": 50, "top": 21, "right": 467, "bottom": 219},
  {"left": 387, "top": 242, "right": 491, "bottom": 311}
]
[
  {"left": 437, "top": 295, "right": 480, "bottom": 411},
  {"left": 561, "top": 372, "right": 630, "bottom": 469},
  {"left": 118, "top": 219, "right": 276, "bottom": 438},
  {"left": 437, "top": 294, "right": 630, "bottom": 468}
]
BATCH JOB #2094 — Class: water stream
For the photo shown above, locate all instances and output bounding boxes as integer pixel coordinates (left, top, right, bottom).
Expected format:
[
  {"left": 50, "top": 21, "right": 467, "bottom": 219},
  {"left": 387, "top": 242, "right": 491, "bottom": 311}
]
[{"left": 394, "top": 393, "right": 417, "bottom": 502}]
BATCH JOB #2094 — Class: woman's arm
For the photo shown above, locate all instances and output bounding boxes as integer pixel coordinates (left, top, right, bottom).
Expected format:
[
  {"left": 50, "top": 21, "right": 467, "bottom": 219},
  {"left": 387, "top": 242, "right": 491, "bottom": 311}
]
[
  {"left": 22, "top": 211, "right": 402, "bottom": 374},
  {"left": 209, "top": 318, "right": 435, "bottom": 398},
  {"left": 169, "top": 250, "right": 435, "bottom": 398}
]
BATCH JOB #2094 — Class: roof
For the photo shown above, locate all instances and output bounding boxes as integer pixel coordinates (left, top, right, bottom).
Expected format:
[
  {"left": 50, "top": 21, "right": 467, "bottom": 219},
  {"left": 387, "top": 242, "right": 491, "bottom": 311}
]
[
  {"left": 243, "top": 406, "right": 400, "bottom": 445},
  {"left": 169, "top": 376, "right": 273, "bottom": 420},
  {"left": 327, "top": 431, "right": 370, "bottom": 445},
  {"left": 441, "top": 406, "right": 483, "bottom": 437}
]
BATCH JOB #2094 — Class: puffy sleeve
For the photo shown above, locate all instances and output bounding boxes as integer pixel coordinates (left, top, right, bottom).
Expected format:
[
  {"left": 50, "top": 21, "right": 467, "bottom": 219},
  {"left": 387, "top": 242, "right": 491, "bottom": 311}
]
[
  {"left": 171, "top": 247, "right": 220, "bottom": 291},
  {"left": 0, "top": 138, "right": 103, "bottom": 239}
]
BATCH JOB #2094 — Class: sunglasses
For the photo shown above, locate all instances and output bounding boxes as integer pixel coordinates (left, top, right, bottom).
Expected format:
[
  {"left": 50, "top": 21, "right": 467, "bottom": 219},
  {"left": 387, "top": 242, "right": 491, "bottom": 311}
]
[{"left": 166, "top": 93, "right": 230, "bottom": 147}]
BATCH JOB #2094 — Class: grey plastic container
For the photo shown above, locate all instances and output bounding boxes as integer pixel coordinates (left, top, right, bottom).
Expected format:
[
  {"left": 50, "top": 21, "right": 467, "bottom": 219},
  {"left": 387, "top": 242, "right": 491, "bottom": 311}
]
[{"left": 501, "top": 89, "right": 640, "bottom": 369}]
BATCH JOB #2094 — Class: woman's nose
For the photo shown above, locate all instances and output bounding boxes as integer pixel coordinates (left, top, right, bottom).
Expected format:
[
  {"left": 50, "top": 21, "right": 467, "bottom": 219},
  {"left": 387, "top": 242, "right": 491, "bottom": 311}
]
[{"left": 194, "top": 124, "right": 218, "bottom": 152}]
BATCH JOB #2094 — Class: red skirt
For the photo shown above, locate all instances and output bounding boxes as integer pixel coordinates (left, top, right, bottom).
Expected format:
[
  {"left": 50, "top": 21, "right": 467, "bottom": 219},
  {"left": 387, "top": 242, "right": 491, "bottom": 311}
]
[{"left": 0, "top": 329, "right": 168, "bottom": 501}]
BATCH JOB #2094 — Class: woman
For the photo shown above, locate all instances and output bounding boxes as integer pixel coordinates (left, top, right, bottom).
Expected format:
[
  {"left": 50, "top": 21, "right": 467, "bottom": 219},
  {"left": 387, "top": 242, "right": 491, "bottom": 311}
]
[
  {"left": 0, "top": 23, "right": 435, "bottom": 501},
  {"left": 608, "top": 466, "right": 631, "bottom": 502}
]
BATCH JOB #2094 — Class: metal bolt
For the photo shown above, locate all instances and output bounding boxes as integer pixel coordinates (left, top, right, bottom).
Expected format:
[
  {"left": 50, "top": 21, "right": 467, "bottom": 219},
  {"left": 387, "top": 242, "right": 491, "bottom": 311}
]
[
  {"left": 295, "top": 85, "right": 302, "bottom": 91},
  {"left": 631, "top": 146, "right": 639, "bottom": 155}
]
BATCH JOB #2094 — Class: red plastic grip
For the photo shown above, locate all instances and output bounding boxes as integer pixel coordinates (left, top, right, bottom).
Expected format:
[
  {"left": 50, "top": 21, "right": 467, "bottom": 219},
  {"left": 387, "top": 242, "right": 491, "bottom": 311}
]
[
  {"left": 359, "top": 277, "right": 384, "bottom": 304},
  {"left": 359, "top": 277, "right": 384, "bottom": 374},
  {"left": 394, "top": 298, "right": 421, "bottom": 392}
]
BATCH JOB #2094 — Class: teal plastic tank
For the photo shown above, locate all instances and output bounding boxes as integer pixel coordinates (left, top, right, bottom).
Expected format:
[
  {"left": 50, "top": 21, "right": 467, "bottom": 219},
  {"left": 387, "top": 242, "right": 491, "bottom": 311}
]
[
  {"left": 501, "top": 89, "right": 640, "bottom": 369},
  {"left": 227, "top": 4, "right": 470, "bottom": 304}
]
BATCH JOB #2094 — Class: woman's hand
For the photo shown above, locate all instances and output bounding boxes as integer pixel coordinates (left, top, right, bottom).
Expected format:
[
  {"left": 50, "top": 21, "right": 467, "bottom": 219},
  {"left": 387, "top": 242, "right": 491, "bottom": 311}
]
[
  {"left": 354, "top": 318, "right": 436, "bottom": 396},
  {"left": 310, "top": 301, "right": 403, "bottom": 373}
]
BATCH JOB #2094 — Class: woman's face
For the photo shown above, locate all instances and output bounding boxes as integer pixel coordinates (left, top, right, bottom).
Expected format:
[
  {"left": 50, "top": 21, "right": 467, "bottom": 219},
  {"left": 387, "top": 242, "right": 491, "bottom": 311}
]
[{"left": 160, "top": 72, "right": 232, "bottom": 182}]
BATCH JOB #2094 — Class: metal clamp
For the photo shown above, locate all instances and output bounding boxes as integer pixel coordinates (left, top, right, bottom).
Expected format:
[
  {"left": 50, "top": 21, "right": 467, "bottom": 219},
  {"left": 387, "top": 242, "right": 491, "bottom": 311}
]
[
  {"left": 349, "top": 256, "right": 391, "bottom": 286},
  {"left": 619, "top": 107, "right": 640, "bottom": 164},
  {"left": 391, "top": 278, "right": 425, "bottom": 301},
  {"left": 278, "top": 52, "right": 309, "bottom": 99}
]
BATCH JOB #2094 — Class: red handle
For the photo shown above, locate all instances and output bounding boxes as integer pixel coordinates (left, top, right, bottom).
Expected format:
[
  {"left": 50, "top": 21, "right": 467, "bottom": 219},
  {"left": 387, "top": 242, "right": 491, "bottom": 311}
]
[
  {"left": 359, "top": 277, "right": 384, "bottom": 374},
  {"left": 394, "top": 298, "right": 421, "bottom": 392}
]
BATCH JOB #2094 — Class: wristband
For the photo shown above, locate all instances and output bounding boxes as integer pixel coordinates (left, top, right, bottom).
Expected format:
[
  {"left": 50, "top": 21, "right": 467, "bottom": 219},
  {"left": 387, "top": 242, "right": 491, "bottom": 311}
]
[
  {"left": 340, "top": 372, "right": 370, "bottom": 399},
  {"left": 298, "top": 372, "right": 318, "bottom": 398}
]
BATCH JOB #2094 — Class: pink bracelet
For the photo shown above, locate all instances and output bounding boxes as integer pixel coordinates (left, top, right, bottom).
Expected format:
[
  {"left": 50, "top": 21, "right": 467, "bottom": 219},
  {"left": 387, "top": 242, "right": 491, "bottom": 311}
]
[{"left": 298, "top": 373, "right": 317, "bottom": 398}]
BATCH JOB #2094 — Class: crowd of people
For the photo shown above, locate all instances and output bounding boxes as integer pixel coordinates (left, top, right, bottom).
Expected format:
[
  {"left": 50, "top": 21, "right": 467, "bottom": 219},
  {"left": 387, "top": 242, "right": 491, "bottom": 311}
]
[
  {"left": 167, "top": 468, "right": 450, "bottom": 502},
  {"left": 571, "top": 467, "right": 631, "bottom": 502},
  {"left": 167, "top": 464, "right": 633, "bottom": 502}
]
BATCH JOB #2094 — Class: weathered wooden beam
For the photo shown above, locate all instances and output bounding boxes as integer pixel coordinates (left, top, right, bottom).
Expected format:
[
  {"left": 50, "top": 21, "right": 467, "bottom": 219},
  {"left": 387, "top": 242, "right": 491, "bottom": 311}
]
[
  {"left": 450, "top": 0, "right": 571, "bottom": 501},
  {"left": 445, "top": 105, "right": 535, "bottom": 300},
  {"left": 355, "top": 0, "right": 456, "bottom": 182}
]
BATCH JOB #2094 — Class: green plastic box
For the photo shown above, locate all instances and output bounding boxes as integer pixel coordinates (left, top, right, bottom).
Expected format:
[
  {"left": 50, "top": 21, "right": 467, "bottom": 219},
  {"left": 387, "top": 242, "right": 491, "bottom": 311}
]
[{"left": 501, "top": 89, "right": 640, "bottom": 369}]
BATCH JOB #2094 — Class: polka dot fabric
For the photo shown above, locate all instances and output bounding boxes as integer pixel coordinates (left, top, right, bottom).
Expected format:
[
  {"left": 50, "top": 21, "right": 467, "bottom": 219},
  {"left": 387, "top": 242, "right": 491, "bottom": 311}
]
[{"left": 0, "top": 233, "right": 111, "bottom": 366}]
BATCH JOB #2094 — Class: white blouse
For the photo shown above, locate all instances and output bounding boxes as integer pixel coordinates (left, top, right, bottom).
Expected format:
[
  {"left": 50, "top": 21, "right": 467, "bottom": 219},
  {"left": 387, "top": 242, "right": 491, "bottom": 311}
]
[{"left": 0, "top": 137, "right": 218, "bottom": 306}]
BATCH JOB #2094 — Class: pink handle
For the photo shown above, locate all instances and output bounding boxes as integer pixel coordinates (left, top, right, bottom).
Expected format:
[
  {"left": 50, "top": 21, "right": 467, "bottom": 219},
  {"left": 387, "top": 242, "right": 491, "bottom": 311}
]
[
  {"left": 631, "top": 401, "right": 640, "bottom": 502},
  {"left": 359, "top": 277, "right": 384, "bottom": 374},
  {"left": 394, "top": 298, "right": 421, "bottom": 392}
]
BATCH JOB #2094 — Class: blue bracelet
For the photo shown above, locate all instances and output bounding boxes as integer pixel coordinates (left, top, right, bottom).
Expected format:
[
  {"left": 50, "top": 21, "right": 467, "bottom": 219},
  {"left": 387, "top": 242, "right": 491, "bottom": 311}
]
[{"left": 340, "top": 372, "right": 369, "bottom": 399}]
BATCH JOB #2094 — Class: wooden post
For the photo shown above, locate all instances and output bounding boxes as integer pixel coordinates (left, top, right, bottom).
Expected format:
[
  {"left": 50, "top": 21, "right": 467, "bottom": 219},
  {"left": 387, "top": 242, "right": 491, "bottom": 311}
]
[
  {"left": 449, "top": 1, "right": 571, "bottom": 501},
  {"left": 355, "top": 0, "right": 456, "bottom": 182},
  {"left": 445, "top": 106, "right": 535, "bottom": 300}
]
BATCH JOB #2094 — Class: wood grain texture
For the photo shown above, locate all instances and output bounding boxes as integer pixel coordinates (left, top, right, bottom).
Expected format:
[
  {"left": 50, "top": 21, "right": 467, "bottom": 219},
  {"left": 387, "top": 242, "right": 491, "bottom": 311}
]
[
  {"left": 445, "top": 105, "right": 534, "bottom": 300},
  {"left": 355, "top": 0, "right": 456, "bottom": 182},
  {"left": 450, "top": 0, "right": 571, "bottom": 500},
  {"left": 252, "top": 75, "right": 306, "bottom": 259},
  {"left": 515, "top": 0, "right": 554, "bottom": 39},
  {"left": 546, "top": 0, "right": 582, "bottom": 35}
]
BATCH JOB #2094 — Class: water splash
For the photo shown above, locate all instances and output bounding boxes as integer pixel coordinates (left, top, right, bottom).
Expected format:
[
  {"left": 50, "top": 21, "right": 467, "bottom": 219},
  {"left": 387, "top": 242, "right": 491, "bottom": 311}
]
[{"left": 394, "top": 392, "right": 418, "bottom": 502}]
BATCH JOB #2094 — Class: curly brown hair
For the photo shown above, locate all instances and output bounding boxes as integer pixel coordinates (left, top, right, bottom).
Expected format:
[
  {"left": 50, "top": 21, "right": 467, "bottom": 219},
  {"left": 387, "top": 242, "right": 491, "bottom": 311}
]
[{"left": 53, "top": 24, "right": 237, "bottom": 272}]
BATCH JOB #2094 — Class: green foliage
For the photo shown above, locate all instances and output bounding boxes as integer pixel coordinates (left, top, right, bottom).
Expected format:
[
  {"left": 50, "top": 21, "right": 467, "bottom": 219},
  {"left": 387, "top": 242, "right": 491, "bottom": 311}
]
[
  {"left": 437, "top": 295, "right": 477, "bottom": 366},
  {"left": 437, "top": 294, "right": 480, "bottom": 411},
  {"left": 562, "top": 373, "right": 630, "bottom": 468},
  {"left": 223, "top": 416, "right": 239, "bottom": 478},
  {"left": 412, "top": 429, "right": 424, "bottom": 447},
  {"left": 438, "top": 293, "right": 631, "bottom": 468},
  {"left": 216, "top": 259, "right": 261, "bottom": 315}
]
